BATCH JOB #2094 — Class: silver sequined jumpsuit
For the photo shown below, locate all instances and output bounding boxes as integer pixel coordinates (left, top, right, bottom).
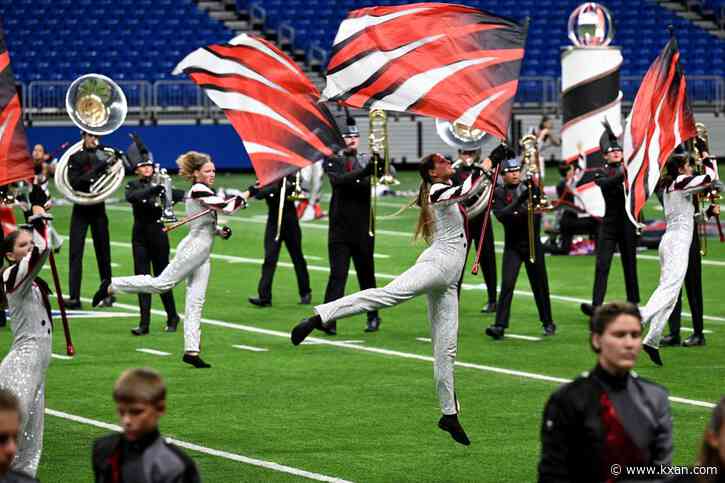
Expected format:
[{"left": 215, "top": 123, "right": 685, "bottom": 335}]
[
  {"left": 110, "top": 184, "right": 244, "bottom": 352},
  {"left": 314, "top": 171, "right": 491, "bottom": 415},
  {"left": 642, "top": 174, "right": 711, "bottom": 349},
  {"left": 0, "top": 221, "right": 51, "bottom": 477}
]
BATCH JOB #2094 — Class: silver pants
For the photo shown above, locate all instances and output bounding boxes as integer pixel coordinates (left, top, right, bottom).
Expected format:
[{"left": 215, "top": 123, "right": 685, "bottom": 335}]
[
  {"left": 315, "top": 253, "right": 463, "bottom": 415},
  {"left": 0, "top": 341, "right": 51, "bottom": 477},
  {"left": 642, "top": 227, "right": 692, "bottom": 349},
  {"left": 111, "top": 232, "right": 212, "bottom": 352}
]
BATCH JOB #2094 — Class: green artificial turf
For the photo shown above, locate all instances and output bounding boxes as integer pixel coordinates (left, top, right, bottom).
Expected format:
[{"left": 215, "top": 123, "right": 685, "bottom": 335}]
[{"left": 1, "top": 170, "right": 722, "bottom": 482}]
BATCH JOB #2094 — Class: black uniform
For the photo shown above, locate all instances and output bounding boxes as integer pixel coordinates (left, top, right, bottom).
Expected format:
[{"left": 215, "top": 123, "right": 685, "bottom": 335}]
[
  {"left": 252, "top": 177, "right": 311, "bottom": 303},
  {"left": 67, "top": 146, "right": 114, "bottom": 303},
  {"left": 492, "top": 181, "right": 553, "bottom": 330},
  {"left": 323, "top": 152, "right": 379, "bottom": 327},
  {"left": 125, "top": 177, "right": 185, "bottom": 330},
  {"left": 0, "top": 470, "right": 39, "bottom": 482},
  {"left": 452, "top": 163, "right": 497, "bottom": 307},
  {"left": 92, "top": 429, "right": 200, "bottom": 483},
  {"left": 538, "top": 365, "right": 672, "bottom": 483},
  {"left": 591, "top": 163, "right": 640, "bottom": 307}
]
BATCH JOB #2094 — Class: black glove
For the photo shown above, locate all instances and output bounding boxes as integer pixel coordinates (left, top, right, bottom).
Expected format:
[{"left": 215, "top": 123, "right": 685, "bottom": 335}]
[
  {"left": 151, "top": 184, "right": 165, "bottom": 196},
  {"left": 361, "top": 159, "right": 375, "bottom": 177},
  {"left": 247, "top": 184, "right": 260, "bottom": 198},
  {"left": 218, "top": 225, "right": 232, "bottom": 240},
  {"left": 374, "top": 156, "right": 386, "bottom": 178},
  {"left": 489, "top": 143, "right": 515, "bottom": 167},
  {"left": 695, "top": 136, "right": 708, "bottom": 155}
]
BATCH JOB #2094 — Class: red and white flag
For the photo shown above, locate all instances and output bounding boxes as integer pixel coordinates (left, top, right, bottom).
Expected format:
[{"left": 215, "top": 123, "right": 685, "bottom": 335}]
[
  {"left": 174, "top": 34, "right": 344, "bottom": 186},
  {"left": 0, "top": 20, "right": 33, "bottom": 186},
  {"left": 322, "top": 2, "right": 527, "bottom": 140},
  {"left": 623, "top": 35, "right": 696, "bottom": 226}
]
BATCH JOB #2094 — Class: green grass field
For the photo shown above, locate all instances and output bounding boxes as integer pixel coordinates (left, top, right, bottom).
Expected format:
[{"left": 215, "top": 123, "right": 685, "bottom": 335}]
[{"left": 2, "top": 170, "right": 724, "bottom": 482}]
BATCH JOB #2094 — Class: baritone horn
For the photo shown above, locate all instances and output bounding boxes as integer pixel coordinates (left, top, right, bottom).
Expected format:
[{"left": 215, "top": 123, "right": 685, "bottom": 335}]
[
  {"left": 55, "top": 74, "right": 128, "bottom": 205},
  {"left": 368, "top": 109, "right": 399, "bottom": 237},
  {"left": 519, "top": 134, "right": 553, "bottom": 263}
]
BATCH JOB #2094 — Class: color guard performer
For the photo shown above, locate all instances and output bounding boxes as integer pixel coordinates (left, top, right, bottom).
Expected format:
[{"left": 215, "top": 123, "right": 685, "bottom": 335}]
[
  {"left": 292, "top": 151, "right": 501, "bottom": 445},
  {"left": 0, "top": 183, "right": 53, "bottom": 477},
  {"left": 93, "top": 152, "right": 248, "bottom": 368}
]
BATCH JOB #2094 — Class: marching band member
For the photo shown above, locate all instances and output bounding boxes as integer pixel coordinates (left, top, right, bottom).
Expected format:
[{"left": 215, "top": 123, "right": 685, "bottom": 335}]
[
  {"left": 0, "top": 183, "right": 53, "bottom": 477},
  {"left": 247, "top": 176, "right": 311, "bottom": 307},
  {"left": 581, "top": 124, "right": 640, "bottom": 317},
  {"left": 321, "top": 112, "right": 382, "bottom": 334},
  {"left": 639, "top": 154, "right": 721, "bottom": 366},
  {"left": 485, "top": 156, "right": 556, "bottom": 340},
  {"left": 92, "top": 152, "right": 248, "bottom": 369},
  {"left": 452, "top": 148, "right": 497, "bottom": 313},
  {"left": 291, "top": 150, "right": 501, "bottom": 446},
  {"left": 124, "top": 156, "right": 185, "bottom": 336},
  {"left": 65, "top": 131, "right": 115, "bottom": 310}
]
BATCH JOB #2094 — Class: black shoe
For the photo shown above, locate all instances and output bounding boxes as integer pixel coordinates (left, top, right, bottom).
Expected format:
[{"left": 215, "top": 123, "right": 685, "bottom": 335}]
[
  {"left": 291, "top": 315, "right": 324, "bottom": 345},
  {"left": 480, "top": 302, "right": 496, "bottom": 314},
  {"left": 365, "top": 316, "right": 381, "bottom": 333},
  {"left": 437, "top": 414, "right": 471, "bottom": 446},
  {"left": 543, "top": 323, "right": 556, "bottom": 336},
  {"left": 100, "top": 295, "right": 115, "bottom": 307},
  {"left": 485, "top": 325, "right": 505, "bottom": 340},
  {"left": 299, "top": 293, "right": 312, "bottom": 305},
  {"left": 165, "top": 316, "right": 180, "bottom": 333},
  {"left": 643, "top": 344, "right": 663, "bottom": 366},
  {"left": 660, "top": 334, "right": 681, "bottom": 347},
  {"left": 131, "top": 326, "right": 149, "bottom": 336},
  {"left": 248, "top": 297, "right": 271, "bottom": 307},
  {"left": 92, "top": 280, "right": 111, "bottom": 307},
  {"left": 682, "top": 333, "right": 706, "bottom": 347},
  {"left": 580, "top": 303, "right": 594, "bottom": 317},
  {"left": 320, "top": 320, "right": 337, "bottom": 336},
  {"left": 0, "top": 310, "right": 6, "bottom": 327},
  {"left": 182, "top": 353, "right": 211, "bottom": 368},
  {"left": 64, "top": 298, "right": 82, "bottom": 310}
]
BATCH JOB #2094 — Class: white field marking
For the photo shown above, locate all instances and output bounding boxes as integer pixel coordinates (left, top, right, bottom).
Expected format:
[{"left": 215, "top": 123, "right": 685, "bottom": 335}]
[
  {"left": 51, "top": 353, "right": 73, "bottom": 360},
  {"left": 51, "top": 311, "right": 139, "bottom": 319},
  {"left": 681, "top": 327, "right": 714, "bottom": 334},
  {"left": 504, "top": 334, "right": 543, "bottom": 341},
  {"left": 44, "top": 409, "right": 352, "bottom": 483},
  {"left": 302, "top": 339, "right": 365, "bottom": 345},
  {"left": 373, "top": 253, "right": 390, "bottom": 259},
  {"left": 92, "top": 236, "right": 725, "bottom": 325},
  {"left": 415, "top": 337, "right": 432, "bottom": 342},
  {"left": 94, "top": 298, "right": 718, "bottom": 410},
  {"left": 232, "top": 344, "right": 269, "bottom": 352},
  {"left": 136, "top": 348, "right": 171, "bottom": 356}
]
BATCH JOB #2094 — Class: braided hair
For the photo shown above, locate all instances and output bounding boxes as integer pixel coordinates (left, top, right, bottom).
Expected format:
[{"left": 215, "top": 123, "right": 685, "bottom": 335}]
[{"left": 414, "top": 154, "right": 442, "bottom": 244}]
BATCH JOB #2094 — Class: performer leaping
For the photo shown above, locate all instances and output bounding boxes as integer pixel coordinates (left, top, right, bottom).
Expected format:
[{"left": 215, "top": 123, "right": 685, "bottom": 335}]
[
  {"left": 0, "top": 183, "right": 54, "bottom": 477},
  {"left": 291, "top": 149, "right": 507, "bottom": 445},
  {"left": 92, "top": 151, "right": 248, "bottom": 369},
  {"left": 639, "top": 153, "right": 721, "bottom": 366}
]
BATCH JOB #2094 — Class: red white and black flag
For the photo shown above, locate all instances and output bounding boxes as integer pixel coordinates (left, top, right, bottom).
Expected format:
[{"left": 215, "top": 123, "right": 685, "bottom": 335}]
[
  {"left": 0, "top": 20, "right": 33, "bottom": 186},
  {"left": 322, "top": 2, "right": 527, "bottom": 140},
  {"left": 174, "top": 34, "right": 344, "bottom": 186},
  {"left": 624, "top": 35, "right": 696, "bottom": 226}
]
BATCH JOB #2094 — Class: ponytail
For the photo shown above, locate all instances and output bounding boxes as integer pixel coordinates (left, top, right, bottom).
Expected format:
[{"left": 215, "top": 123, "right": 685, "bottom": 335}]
[
  {"left": 658, "top": 156, "right": 687, "bottom": 191},
  {"left": 414, "top": 154, "right": 439, "bottom": 244}
]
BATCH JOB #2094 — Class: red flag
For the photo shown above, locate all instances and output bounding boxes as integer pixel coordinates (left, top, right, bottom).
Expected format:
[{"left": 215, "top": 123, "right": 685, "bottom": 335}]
[
  {"left": 623, "top": 35, "right": 696, "bottom": 226},
  {"left": 0, "top": 20, "right": 33, "bottom": 186},
  {"left": 321, "top": 2, "right": 527, "bottom": 140},
  {"left": 174, "top": 34, "right": 344, "bottom": 186}
]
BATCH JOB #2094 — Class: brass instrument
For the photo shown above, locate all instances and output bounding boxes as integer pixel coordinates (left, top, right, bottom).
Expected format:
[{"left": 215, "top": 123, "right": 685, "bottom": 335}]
[
  {"left": 151, "top": 164, "right": 177, "bottom": 224},
  {"left": 287, "top": 171, "right": 307, "bottom": 201},
  {"left": 691, "top": 122, "right": 722, "bottom": 255},
  {"left": 368, "top": 109, "right": 398, "bottom": 236},
  {"left": 275, "top": 176, "right": 288, "bottom": 242},
  {"left": 520, "top": 134, "right": 553, "bottom": 263},
  {"left": 55, "top": 74, "right": 128, "bottom": 205}
]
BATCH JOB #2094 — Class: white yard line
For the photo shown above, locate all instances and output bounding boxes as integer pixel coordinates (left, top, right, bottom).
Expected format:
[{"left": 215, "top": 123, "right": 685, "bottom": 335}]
[
  {"left": 415, "top": 337, "right": 432, "bottom": 343},
  {"left": 232, "top": 344, "right": 268, "bottom": 352},
  {"left": 504, "top": 334, "right": 543, "bottom": 341},
  {"left": 135, "top": 348, "right": 171, "bottom": 357},
  {"left": 303, "top": 339, "right": 365, "bottom": 345},
  {"left": 44, "top": 409, "right": 352, "bottom": 483},
  {"left": 51, "top": 353, "right": 73, "bottom": 360},
  {"left": 90, "top": 298, "right": 718, "bottom": 411}
]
